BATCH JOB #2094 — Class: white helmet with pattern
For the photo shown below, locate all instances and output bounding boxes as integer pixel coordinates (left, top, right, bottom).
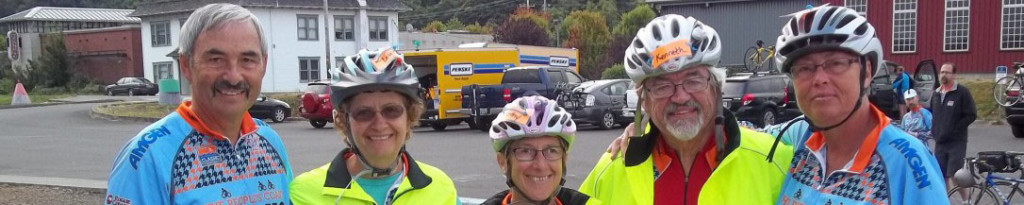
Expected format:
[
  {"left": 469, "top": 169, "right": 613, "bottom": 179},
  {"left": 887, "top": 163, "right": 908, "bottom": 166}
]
[
  {"left": 623, "top": 14, "right": 724, "bottom": 86},
  {"left": 489, "top": 95, "right": 576, "bottom": 152},
  {"left": 774, "top": 5, "right": 883, "bottom": 74}
]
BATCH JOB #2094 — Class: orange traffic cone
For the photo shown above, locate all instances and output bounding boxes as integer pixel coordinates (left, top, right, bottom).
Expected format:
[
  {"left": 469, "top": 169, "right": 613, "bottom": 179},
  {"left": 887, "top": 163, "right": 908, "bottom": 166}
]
[{"left": 11, "top": 81, "right": 31, "bottom": 105}]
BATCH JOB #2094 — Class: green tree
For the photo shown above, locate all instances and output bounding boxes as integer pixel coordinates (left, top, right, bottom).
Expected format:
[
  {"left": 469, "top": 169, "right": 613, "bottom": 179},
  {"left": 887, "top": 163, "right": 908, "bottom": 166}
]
[
  {"left": 601, "top": 64, "right": 627, "bottom": 79},
  {"left": 422, "top": 20, "right": 447, "bottom": 32},
  {"left": 494, "top": 16, "right": 549, "bottom": 46},
  {"left": 27, "top": 34, "right": 74, "bottom": 91},
  {"left": 464, "top": 22, "right": 493, "bottom": 34},
  {"left": 563, "top": 10, "right": 610, "bottom": 79},
  {"left": 446, "top": 17, "right": 465, "bottom": 30},
  {"left": 612, "top": 4, "right": 655, "bottom": 38},
  {"left": 588, "top": 0, "right": 619, "bottom": 29}
]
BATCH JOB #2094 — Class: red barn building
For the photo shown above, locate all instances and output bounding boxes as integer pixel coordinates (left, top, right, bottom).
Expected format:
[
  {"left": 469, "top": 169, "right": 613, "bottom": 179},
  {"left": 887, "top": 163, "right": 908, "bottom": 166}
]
[
  {"left": 63, "top": 26, "right": 143, "bottom": 84},
  {"left": 825, "top": 0, "right": 1020, "bottom": 74}
]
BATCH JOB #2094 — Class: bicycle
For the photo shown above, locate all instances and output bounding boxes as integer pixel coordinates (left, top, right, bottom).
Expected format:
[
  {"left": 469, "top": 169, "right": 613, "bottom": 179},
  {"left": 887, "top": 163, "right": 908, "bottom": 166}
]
[
  {"left": 744, "top": 40, "right": 776, "bottom": 72},
  {"left": 993, "top": 62, "right": 1024, "bottom": 107},
  {"left": 947, "top": 151, "right": 1024, "bottom": 205}
]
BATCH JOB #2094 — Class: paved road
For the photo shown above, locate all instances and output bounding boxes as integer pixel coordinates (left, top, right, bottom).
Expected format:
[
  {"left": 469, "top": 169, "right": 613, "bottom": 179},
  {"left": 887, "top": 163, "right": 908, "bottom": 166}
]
[{"left": 1, "top": 103, "right": 1023, "bottom": 199}]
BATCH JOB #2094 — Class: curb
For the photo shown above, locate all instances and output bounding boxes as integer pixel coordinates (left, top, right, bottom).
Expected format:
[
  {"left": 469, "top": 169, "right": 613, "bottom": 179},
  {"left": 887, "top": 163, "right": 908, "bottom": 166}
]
[
  {"left": 90, "top": 102, "right": 163, "bottom": 123},
  {"left": 0, "top": 99, "right": 122, "bottom": 110},
  {"left": 91, "top": 102, "right": 309, "bottom": 123},
  {"left": 0, "top": 175, "right": 106, "bottom": 193}
]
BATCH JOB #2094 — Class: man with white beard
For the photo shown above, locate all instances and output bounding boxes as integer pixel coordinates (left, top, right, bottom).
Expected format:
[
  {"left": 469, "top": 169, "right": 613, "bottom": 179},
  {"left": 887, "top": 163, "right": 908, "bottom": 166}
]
[{"left": 578, "top": 14, "right": 793, "bottom": 204}]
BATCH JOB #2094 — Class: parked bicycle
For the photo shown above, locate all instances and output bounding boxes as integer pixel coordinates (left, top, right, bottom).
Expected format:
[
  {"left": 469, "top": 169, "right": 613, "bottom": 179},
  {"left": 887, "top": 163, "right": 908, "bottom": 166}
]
[
  {"left": 994, "top": 62, "right": 1024, "bottom": 107},
  {"left": 947, "top": 151, "right": 1024, "bottom": 205},
  {"left": 744, "top": 40, "right": 776, "bottom": 72}
]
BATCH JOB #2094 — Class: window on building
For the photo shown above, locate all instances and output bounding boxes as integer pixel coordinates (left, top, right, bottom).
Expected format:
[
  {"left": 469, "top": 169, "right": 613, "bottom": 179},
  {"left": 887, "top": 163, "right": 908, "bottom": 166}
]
[
  {"left": 154, "top": 62, "right": 174, "bottom": 80},
  {"left": 1002, "top": 0, "right": 1024, "bottom": 50},
  {"left": 369, "top": 16, "right": 388, "bottom": 41},
  {"left": 300, "top": 57, "right": 321, "bottom": 83},
  {"left": 944, "top": 0, "right": 970, "bottom": 52},
  {"left": 335, "top": 16, "right": 354, "bottom": 41},
  {"left": 151, "top": 21, "right": 171, "bottom": 47},
  {"left": 892, "top": 0, "right": 917, "bottom": 53},
  {"left": 297, "top": 15, "right": 319, "bottom": 41}
]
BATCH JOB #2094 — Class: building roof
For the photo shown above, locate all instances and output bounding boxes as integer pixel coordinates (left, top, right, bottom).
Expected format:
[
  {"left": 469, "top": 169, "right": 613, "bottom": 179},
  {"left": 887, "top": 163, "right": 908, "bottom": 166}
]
[
  {"left": 129, "top": 0, "right": 410, "bottom": 17},
  {"left": 0, "top": 7, "right": 140, "bottom": 23}
]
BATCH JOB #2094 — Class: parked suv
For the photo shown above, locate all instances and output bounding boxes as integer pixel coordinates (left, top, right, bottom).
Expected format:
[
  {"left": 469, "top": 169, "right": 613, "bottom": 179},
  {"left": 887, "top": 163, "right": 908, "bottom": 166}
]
[
  {"left": 1003, "top": 63, "right": 1024, "bottom": 138},
  {"left": 563, "top": 79, "right": 632, "bottom": 129},
  {"left": 299, "top": 81, "right": 333, "bottom": 128},
  {"left": 106, "top": 77, "right": 158, "bottom": 96},
  {"left": 868, "top": 60, "right": 938, "bottom": 119},
  {"left": 723, "top": 73, "right": 797, "bottom": 127}
]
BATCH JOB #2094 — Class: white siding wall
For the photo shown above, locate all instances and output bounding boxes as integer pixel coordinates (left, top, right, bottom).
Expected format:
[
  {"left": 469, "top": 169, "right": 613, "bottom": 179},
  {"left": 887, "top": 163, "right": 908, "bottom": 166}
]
[{"left": 139, "top": 8, "right": 400, "bottom": 93}]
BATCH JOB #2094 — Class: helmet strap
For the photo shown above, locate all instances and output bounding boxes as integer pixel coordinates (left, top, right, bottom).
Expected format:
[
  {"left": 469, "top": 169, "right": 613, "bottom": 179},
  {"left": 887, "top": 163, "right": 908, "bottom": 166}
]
[
  {"left": 805, "top": 55, "right": 869, "bottom": 132},
  {"left": 713, "top": 91, "right": 726, "bottom": 162}
]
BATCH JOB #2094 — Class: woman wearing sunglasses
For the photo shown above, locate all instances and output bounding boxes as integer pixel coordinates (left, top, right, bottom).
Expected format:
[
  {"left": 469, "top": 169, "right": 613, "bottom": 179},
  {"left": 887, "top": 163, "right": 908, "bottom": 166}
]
[
  {"left": 290, "top": 48, "right": 460, "bottom": 205},
  {"left": 481, "top": 96, "right": 599, "bottom": 205}
]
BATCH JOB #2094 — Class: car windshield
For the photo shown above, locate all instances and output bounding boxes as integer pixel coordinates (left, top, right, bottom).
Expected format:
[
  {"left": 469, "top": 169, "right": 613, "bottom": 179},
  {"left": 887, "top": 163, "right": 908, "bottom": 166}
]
[
  {"left": 723, "top": 81, "right": 746, "bottom": 96},
  {"left": 305, "top": 84, "right": 329, "bottom": 94},
  {"left": 502, "top": 69, "right": 542, "bottom": 84}
]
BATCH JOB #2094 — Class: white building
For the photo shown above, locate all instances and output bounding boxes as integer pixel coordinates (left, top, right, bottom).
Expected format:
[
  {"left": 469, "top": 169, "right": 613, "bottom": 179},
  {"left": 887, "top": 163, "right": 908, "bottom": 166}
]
[{"left": 130, "top": 0, "right": 408, "bottom": 93}]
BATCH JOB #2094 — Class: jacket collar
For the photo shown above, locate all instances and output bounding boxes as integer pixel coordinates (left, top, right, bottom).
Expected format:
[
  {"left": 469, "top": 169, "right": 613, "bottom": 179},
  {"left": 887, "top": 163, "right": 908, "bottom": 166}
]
[
  {"left": 624, "top": 110, "right": 742, "bottom": 166},
  {"left": 324, "top": 147, "right": 432, "bottom": 190},
  {"left": 176, "top": 101, "right": 258, "bottom": 141}
]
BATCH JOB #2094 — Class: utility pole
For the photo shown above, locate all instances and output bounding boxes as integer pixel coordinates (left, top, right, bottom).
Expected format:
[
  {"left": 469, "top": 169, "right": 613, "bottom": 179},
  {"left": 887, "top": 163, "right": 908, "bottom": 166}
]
[{"left": 323, "top": 0, "right": 332, "bottom": 76}]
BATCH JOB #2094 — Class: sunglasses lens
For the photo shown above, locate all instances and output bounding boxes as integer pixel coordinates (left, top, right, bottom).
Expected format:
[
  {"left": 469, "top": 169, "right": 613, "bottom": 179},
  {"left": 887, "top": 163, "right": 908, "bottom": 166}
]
[
  {"left": 353, "top": 109, "right": 376, "bottom": 122},
  {"left": 382, "top": 105, "right": 405, "bottom": 120}
]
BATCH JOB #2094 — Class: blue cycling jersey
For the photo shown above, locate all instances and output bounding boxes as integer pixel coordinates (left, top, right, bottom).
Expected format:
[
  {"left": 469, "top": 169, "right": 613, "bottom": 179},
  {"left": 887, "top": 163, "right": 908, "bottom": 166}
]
[
  {"left": 901, "top": 108, "right": 933, "bottom": 144},
  {"left": 765, "top": 106, "right": 948, "bottom": 205},
  {"left": 105, "top": 102, "right": 293, "bottom": 205}
]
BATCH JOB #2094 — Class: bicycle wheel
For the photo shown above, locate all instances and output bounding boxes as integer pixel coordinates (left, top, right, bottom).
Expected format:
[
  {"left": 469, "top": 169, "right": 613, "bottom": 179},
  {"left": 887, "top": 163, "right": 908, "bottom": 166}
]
[
  {"left": 949, "top": 185, "right": 1000, "bottom": 205},
  {"left": 993, "top": 76, "right": 1019, "bottom": 107},
  {"left": 995, "top": 181, "right": 1024, "bottom": 204},
  {"left": 744, "top": 47, "right": 759, "bottom": 72}
]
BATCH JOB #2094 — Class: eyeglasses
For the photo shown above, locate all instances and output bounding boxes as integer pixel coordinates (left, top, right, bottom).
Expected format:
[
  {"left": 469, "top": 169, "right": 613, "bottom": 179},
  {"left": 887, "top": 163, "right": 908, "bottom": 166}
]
[
  {"left": 509, "top": 146, "right": 565, "bottom": 161},
  {"left": 790, "top": 58, "right": 860, "bottom": 80},
  {"left": 643, "top": 78, "right": 710, "bottom": 99},
  {"left": 350, "top": 104, "right": 406, "bottom": 122}
]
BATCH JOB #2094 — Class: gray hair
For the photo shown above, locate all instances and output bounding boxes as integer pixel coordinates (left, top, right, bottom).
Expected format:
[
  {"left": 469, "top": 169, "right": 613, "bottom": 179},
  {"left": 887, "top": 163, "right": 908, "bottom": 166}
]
[{"left": 178, "top": 3, "right": 267, "bottom": 59}]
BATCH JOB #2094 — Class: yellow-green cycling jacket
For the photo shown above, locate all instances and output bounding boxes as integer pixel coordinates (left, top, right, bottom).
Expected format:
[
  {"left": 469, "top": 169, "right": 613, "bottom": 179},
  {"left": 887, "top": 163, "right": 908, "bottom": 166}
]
[
  {"left": 289, "top": 149, "right": 459, "bottom": 205},
  {"left": 580, "top": 112, "right": 793, "bottom": 204}
]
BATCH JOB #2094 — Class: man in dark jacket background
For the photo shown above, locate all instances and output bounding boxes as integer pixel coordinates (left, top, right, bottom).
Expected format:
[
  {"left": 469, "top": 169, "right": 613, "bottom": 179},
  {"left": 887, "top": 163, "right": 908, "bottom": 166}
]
[{"left": 930, "top": 62, "right": 977, "bottom": 190}]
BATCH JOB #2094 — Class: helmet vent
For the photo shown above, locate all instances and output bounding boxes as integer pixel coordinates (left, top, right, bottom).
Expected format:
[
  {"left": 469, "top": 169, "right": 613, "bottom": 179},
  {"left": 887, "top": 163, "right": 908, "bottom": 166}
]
[
  {"left": 548, "top": 114, "right": 560, "bottom": 127},
  {"left": 492, "top": 126, "right": 501, "bottom": 133},
  {"left": 854, "top": 23, "right": 868, "bottom": 35},
  {"left": 708, "top": 36, "right": 718, "bottom": 51},
  {"left": 671, "top": 19, "right": 681, "bottom": 37},
  {"left": 633, "top": 39, "right": 644, "bottom": 48},
  {"left": 639, "top": 53, "right": 651, "bottom": 63},
  {"left": 652, "top": 25, "right": 663, "bottom": 41},
  {"left": 820, "top": 7, "right": 838, "bottom": 30},
  {"left": 507, "top": 122, "right": 521, "bottom": 130},
  {"left": 836, "top": 15, "right": 856, "bottom": 28},
  {"left": 803, "top": 11, "right": 816, "bottom": 33}
]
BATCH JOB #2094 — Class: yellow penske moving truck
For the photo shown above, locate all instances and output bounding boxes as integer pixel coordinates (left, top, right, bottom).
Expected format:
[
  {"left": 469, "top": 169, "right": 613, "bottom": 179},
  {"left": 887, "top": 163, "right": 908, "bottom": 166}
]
[{"left": 402, "top": 44, "right": 578, "bottom": 131}]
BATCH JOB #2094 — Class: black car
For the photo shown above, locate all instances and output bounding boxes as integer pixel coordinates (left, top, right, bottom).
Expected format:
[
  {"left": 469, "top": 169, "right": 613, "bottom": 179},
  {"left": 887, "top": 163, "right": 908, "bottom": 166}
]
[
  {"left": 106, "top": 77, "right": 159, "bottom": 96},
  {"left": 869, "top": 60, "right": 938, "bottom": 119},
  {"left": 1003, "top": 63, "right": 1024, "bottom": 138},
  {"left": 249, "top": 94, "right": 291, "bottom": 123},
  {"left": 723, "top": 73, "right": 799, "bottom": 127},
  {"left": 563, "top": 79, "right": 632, "bottom": 129}
]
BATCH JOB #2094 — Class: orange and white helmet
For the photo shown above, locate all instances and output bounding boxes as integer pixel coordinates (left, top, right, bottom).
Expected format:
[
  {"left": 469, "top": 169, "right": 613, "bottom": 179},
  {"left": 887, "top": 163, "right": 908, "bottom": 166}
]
[{"left": 623, "top": 14, "right": 724, "bottom": 85}]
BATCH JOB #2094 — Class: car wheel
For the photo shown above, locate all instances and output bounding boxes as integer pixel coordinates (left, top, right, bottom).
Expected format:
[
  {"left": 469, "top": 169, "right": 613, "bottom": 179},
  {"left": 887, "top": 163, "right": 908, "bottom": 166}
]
[
  {"left": 310, "top": 119, "right": 327, "bottom": 128},
  {"left": 597, "top": 112, "right": 615, "bottom": 130},
  {"left": 431, "top": 123, "right": 447, "bottom": 131},
  {"left": 467, "top": 119, "right": 479, "bottom": 130},
  {"left": 271, "top": 107, "right": 287, "bottom": 123},
  {"left": 760, "top": 108, "right": 777, "bottom": 127},
  {"left": 1013, "top": 125, "right": 1024, "bottom": 139},
  {"left": 477, "top": 117, "right": 492, "bottom": 132},
  {"left": 107, "top": 89, "right": 114, "bottom": 96},
  {"left": 128, "top": 89, "right": 135, "bottom": 96}
]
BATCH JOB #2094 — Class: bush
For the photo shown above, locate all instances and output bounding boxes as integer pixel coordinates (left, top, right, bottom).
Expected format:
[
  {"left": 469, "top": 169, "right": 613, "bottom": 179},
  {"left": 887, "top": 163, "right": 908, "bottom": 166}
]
[
  {"left": 602, "top": 64, "right": 627, "bottom": 79},
  {"left": 464, "top": 23, "right": 494, "bottom": 34},
  {"left": 446, "top": 18, "right": 465, "bottom": 30},
  {"left": 0, "top": 78, "right": 13, "bottom": 95},
  {"left": 422, "top": 20, "right": 447, "bottom": 33}
]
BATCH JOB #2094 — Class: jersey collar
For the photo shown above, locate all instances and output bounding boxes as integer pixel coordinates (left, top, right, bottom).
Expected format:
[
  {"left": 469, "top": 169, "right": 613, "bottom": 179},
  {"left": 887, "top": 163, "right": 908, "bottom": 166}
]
[
  {"left": 175, "top": 101, "right": 258, "bottom": 141},
  {"left": 804, "top": 105, "right": 889, "bottom": 173}
]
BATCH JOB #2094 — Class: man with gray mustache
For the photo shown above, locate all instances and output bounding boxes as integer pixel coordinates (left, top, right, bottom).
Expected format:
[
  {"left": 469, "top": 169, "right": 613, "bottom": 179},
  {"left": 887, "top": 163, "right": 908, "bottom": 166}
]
[
  {"left": 578, "top": 14, "right": 793, "bottom": 204},
  {"left": 105, "top": 3, "right": 293, "bottom": 204}
]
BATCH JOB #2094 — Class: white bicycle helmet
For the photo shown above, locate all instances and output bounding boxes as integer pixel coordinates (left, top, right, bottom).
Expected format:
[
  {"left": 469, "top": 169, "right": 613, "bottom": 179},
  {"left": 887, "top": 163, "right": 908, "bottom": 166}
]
[
  {"left": 330, "top": 47, "right": 422, "bottom": 110},
  {"left": 489, "top": 95, "right": 576, "bottom": 152},
  {"left": 774, "top": 5, "right": 883, "bottom": 74},
  {"left": 624, "top": 14, "right": 725, "bottom": 86}
]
